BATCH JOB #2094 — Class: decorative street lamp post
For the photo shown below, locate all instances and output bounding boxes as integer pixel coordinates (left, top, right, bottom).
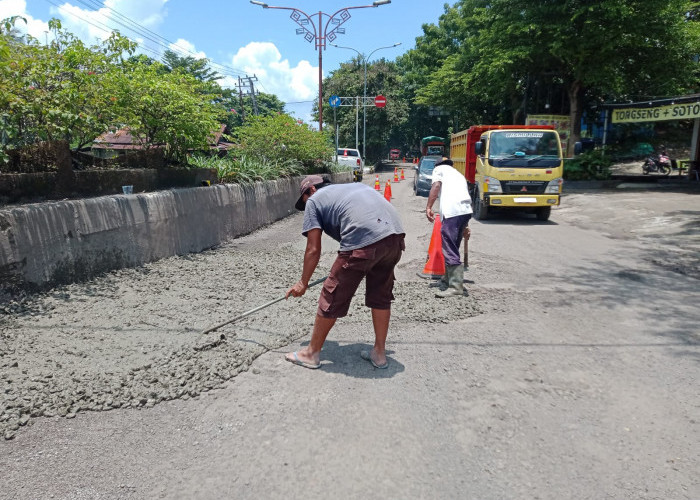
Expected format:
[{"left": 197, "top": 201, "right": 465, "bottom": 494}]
[
  {"left": 250, "top": 0, "right": 391, "bottom": 131},
  {"left": 330, "top": 42, "right": 401, "bottom": 161}
]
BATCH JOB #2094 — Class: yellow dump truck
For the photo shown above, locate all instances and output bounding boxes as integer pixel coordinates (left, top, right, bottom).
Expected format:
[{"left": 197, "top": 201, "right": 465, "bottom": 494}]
[{"left": 450, "top": 125, "right": 564, "bottom": 221}]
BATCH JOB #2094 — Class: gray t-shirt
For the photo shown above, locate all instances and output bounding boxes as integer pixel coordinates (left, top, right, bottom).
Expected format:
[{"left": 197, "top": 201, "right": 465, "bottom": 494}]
[{"left": 302, "top": 183, "right": 405, "bottom": 251}]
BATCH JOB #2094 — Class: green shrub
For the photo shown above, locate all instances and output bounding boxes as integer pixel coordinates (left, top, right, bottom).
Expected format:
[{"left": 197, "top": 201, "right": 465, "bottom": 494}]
[
  {"left": 232, "top": 114, "right": 334, "bottom": 170},
  {"left": 187, "top": 153, "right": 305, "bottom": 184},
  {"left": 564, "top": 150, "right": 613, "bottom": 180}
]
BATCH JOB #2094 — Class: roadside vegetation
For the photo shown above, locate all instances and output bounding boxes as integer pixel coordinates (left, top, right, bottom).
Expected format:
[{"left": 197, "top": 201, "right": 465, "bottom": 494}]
[
  {"left": 0, "top": 17, "right": 333, "bottom": 184},
  {"left": 324, "top": 0, "right": 699, "bottom": 165},
  {"left": 564, "top": 151, "right": 613, "bottom": 181},
  {"left": 2, "top": 0, "right": 699, "bottom": 183}
]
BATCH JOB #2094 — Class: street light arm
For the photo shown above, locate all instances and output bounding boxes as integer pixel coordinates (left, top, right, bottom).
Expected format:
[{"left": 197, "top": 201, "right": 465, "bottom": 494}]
[
  {"left": 367, "top": 42, "right": 401, "bottom": 61},
  {"left": 323, "top": 2, "right": 390, "bottom": 47},
  {"left": 253, "top": 1, "right": 392, "bottom": 132},
  {"left": 251, "top": 4, "right": 318, "bottom": 40},
  {"left": 330, "top": 43, "right": 364, "bottom": 61}
]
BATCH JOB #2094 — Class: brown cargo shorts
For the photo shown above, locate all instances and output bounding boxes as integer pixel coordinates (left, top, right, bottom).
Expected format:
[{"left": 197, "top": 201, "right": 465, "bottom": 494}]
[{"left": 317, "top": 233, "right": 405, "bottom": 318}]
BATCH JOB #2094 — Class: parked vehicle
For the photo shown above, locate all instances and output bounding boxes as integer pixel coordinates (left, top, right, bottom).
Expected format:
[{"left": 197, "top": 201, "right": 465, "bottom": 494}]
[
  {"left": 336, "top": 148, "right": 364, "bottom": 181},
  {"left": 450, "top": 125, "right": 564, "bottom": 221},
  {"left": 413, "top": 155, "right": 443, "bottom": 196},
  {"left": 389, "top": 149, "right": 401, "bottom": 162},
  {"left": 421, "top": 136, "right": 446, "bottom": 157},
  {"left": 642, "top": 151, "right": 672, "bottom": 175}
]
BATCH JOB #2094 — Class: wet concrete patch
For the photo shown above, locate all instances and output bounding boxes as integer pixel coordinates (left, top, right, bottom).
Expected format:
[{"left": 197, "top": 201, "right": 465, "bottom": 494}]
[{"left": 0, "top": 244, "right": 482, "bottom": 439}]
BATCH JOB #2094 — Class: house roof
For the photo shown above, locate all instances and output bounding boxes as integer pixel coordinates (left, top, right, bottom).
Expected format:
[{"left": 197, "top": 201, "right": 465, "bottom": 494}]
[
  {"left": 209, "top": 124, "right": 230, "bottom": 145},
  {"left": 92, "top": 128, "right": 148, "bottom": 150},
  {"left": 93, "top": 125, "right": 232, "bottom": 150}
]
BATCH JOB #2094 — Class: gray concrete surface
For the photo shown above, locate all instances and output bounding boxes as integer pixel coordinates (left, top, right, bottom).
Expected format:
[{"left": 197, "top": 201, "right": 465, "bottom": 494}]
[
  {"left": 0, "top": 172, "right": 698, "bottom": 499},
  {"left": 0, "top": 173, "right": 350, "bottom": 291}
]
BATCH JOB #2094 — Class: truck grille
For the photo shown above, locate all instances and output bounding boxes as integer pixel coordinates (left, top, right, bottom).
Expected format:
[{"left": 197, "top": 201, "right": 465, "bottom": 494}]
[{"left": 501, "top": 181, "right": 547, "bottom": 194}]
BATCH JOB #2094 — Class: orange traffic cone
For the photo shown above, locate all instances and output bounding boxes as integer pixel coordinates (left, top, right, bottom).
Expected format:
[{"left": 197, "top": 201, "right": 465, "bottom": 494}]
[
  {"left": 393, "top": 169, "right": 399, "bottom": 182},
  {"left": 400, "top": 168, "right": 405, "bottom": 181},
  {"left": 374, "top": 174, "right": 380, "bottom": 191},
  {"left": 384, "top": 180, "right": 392, "bottom": 202},
  {"left": 419, "top": 215, "right": 445, "bottom": 278}
]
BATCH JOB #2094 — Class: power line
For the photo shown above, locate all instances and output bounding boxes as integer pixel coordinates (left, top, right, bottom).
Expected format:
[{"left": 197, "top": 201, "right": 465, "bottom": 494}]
[
  {"left": 41, "top": 0, "right": 247, "bottom": 81},
  {"left": 75, "top": 0, "right": 249, "bottom": 79},
  {"left": 41, "top": 0, "right": 167, "bottom": 61}
]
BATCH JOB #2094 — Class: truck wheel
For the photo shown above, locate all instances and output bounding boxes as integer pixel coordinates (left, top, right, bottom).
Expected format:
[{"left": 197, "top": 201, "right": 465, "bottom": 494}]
[
  {"left": 473, "top": 189, "right": 489, "bottom": 220},
  {"left": 536, "top": 207, "right": 551, "bottom": 221}
]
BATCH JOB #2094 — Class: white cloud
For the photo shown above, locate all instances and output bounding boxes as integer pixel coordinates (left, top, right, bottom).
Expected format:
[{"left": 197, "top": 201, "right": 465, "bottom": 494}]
[
  {"left": 0, "top": 1, "right": 317, "bottom": 122},
  {"left": 104, "top": 0, "right": 168, "bottom": 28},
  {"left": 0, "top": 0, "right": 27, "bottom": 18},
  {"left": 60, "top": 0, "right": 168, "bottom": 49},
  {"left": 169, "top": 38, "right": 206, "bottom": 59},
  {"left": 0, "top": 0, "right": 49, "bottom": 41},
  {"left": 231, "top": 42, "right": 318, "bottom": 105}
]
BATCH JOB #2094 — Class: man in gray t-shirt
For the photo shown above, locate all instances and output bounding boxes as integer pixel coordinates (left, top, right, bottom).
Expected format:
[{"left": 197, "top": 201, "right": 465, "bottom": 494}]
[{"left": 285, "top": 175, "right": 405, "bottom": 370}]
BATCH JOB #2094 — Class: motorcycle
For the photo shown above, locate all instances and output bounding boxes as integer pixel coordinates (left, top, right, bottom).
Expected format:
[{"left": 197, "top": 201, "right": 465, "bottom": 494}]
[{"left": 642, "top": 152, "right": 672, "bottom": 175}]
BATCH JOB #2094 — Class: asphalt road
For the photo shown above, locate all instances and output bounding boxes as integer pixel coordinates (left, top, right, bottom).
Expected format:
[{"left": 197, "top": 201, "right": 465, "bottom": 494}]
[{"left": 1, "top": 174, "right": 698, "bottom": 499}]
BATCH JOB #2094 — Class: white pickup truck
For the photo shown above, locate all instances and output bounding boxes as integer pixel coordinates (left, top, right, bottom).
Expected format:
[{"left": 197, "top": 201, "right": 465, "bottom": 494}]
[{"left": 336, "top": 148, "right": 364, "bottom": 182}]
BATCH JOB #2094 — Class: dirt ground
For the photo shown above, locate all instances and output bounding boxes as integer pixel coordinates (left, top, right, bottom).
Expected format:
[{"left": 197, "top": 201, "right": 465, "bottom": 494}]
[{"left": 1, "top": 176, "right": 698, "bottom": 499}]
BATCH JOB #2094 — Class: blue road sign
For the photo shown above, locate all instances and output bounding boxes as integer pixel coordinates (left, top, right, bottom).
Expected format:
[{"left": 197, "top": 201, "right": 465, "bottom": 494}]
[{"left": 329, "top": 95, "right": 341, "bottom": 108}]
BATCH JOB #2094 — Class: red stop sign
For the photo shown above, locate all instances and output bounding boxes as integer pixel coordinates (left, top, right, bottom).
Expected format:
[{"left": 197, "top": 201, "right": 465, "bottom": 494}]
[{"left": 375, "top": 95, "right": 386, "bottom": 108}]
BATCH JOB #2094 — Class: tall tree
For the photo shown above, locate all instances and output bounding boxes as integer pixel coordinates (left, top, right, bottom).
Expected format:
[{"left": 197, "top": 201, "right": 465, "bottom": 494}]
[
  {"left": 411, "top": 0, "right": 700, "bottom": 154},
  {"left": 320, "top": 57, "right": 408, "bottom": 162},
  {"left": 0, "top": 17, "right": 137, "bottom": 156},
  {"left": 396, "top": 5, "right": 474, "bottom": 151},
  {"left": 161, "top": 49, "right": 220, "bottom": 82},
  {"left": 216, "top": 88, "right": 286, "bottom": 129},
  {"left": 114, "top": 60, "right": 223, "bottom": 162}
]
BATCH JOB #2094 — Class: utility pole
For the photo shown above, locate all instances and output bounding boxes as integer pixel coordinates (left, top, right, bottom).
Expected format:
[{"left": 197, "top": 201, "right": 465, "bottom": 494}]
[
  {"left": 236, "top": 75, "right": 262, "bottom": 119},
  {"left": 237, "top": 77, "right": 246, "bottom": 121},
  {"left": 246, "top": 75, "right": 260, "bottom": 116}
]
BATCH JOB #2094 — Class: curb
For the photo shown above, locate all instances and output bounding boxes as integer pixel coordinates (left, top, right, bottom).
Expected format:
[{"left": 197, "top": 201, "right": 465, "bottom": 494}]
[{"left": 564, "top": 178, "right": 700, "bottom": 193}]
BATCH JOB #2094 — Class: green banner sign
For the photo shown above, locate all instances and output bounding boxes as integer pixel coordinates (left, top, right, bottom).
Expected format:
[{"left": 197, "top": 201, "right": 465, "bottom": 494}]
[{"left": 612, "top": 101, "right": 700, "bottom": 123}]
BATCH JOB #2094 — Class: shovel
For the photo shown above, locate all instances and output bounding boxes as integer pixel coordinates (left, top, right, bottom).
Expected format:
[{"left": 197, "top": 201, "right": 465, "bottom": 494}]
[{"left": 199, "top": 275, "right": 328, "bottom": 336}]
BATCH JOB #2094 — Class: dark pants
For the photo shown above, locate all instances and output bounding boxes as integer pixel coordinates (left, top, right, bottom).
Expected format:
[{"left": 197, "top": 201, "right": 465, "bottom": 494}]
[
  {"left": 318, "top": 234, "right": 405, "bottom": 318},
  {"left": 441, "top": 214, "right": 471, "bottom": 266}
]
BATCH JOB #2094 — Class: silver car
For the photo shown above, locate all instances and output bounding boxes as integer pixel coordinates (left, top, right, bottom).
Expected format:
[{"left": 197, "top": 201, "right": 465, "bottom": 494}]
[{"left": 413, "top": 155, "right": 442, "bottom": 196}]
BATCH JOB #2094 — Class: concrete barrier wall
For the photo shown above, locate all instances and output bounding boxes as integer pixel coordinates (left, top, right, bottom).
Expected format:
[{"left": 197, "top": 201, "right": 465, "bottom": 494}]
[{"left": 0, "top": 173, "right": 350, "bottom": 291}]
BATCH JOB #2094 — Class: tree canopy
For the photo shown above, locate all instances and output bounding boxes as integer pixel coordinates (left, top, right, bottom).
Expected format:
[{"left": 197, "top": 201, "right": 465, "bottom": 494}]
[
  {"left": 3, "top": 1, "right": 698, "bottom": 166},
  {"left": 318, "top": 56, "right": 408, "bottom": 161},
  {"left": 400, "top": 0, "right": 700, "bottom": 154}
]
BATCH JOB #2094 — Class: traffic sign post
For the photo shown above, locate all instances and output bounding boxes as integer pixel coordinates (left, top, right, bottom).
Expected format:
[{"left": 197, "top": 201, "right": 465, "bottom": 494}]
[{"left": 332, "top": 96, "right": 388, "bottom": 155}]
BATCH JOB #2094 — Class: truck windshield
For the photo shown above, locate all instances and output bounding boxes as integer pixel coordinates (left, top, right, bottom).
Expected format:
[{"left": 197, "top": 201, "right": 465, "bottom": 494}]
[
  {"left": 426, "top": 146, "right": 443, "bottom": 155},
  {"left": 488, "top": 131, "right": 561, "bottom": 168},
  {"left": 338, "top": 149, "right": 359, "bottom": 157}
]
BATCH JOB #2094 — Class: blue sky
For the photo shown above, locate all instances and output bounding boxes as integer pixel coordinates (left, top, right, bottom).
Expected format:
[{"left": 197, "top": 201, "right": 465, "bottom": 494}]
[{"left": 2, "top": 0, "right": 449, "bottom": 124}]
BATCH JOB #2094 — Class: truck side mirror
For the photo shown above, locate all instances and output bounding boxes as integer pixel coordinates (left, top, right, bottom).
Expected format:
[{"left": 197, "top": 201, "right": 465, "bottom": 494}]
[
  {"left": 574, "top": 142, "right": 583, "bottom": 155},
  {"left": 474, "top": 141, "right": 483, "bottom": 155}
]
